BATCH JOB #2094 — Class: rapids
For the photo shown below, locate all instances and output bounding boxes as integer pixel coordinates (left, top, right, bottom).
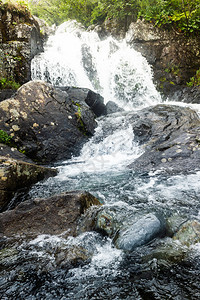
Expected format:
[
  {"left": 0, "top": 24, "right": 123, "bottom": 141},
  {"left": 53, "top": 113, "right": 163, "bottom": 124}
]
[{"left": 1, "top": 21, "right": 200, "bottom": 299}]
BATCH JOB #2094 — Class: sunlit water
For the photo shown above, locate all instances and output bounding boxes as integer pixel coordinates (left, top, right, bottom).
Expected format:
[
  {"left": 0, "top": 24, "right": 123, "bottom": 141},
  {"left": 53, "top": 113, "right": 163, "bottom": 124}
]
[{"left": 1, "top": 21, "right": 200, "bottom": 299}]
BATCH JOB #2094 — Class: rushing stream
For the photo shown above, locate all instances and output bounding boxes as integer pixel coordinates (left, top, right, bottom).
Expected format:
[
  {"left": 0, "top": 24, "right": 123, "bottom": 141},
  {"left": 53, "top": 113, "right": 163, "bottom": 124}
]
[{"left": 1, "top": 21, "right": 200, "bottom": 299}]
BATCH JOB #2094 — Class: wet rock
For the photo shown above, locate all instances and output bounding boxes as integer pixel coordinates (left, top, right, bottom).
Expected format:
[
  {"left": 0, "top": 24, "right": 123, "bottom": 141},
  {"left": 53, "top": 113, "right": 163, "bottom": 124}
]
[
  {"left": 55, "top": 245, "right": 90, "bottom": 268},
  {"left": 166, "top": 214, "right": 188, "bottom": 237},
  {"left": 115, "top": 213, "right": 165, "bottom": 251},
  {"left": 0, "top": 81, "right": 98, "bottom": 163},
  {"left": 0, "top": 247, "right": 19, "bottom": 270},
  {"left": 128, "top": 104, "right": 200, "bottom": 174},
  {"left": 106, "top": 101, "right": 124, "bottom": 115},
  {"left": 0, "top": 156, "right": 57, "bottom": 210},
  {"left": 173, "top": 220, "right": 200, "bottom": 246},
  {"left": 0, "top": 143, "right": 32, "bottom": 162},
  {"left": 143, "top": 238, "right": 188, "bottom": 266},
  {"left": 0, "top": 191, "right": 101, "bottom": 241},
  {"left": 95, "top": 206, "right": 165, "bottom": 251},
  {"left": 60, "top": 86, "right": 107, "bottom": 117}
]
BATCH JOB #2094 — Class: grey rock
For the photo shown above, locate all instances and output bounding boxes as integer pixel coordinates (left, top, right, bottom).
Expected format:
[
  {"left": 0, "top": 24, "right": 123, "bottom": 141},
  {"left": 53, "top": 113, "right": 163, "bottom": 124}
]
[
  {"left": 0, "top": 156, "right": 57, "bottom": 210},
  {"left": 128, "top": 104, "right": 200, "bottom": 174},
  {"left": 106, "top": 101, "right": 124, "bottom": 115},
  {"left": 0, "top": 81, "right": 98, "bottom": 163},
  {"left": 126, "top": 19, "right": 200, "bottom": 98},
  {"left": 115, "top": 213, "right": 165, "bottom": 251}
]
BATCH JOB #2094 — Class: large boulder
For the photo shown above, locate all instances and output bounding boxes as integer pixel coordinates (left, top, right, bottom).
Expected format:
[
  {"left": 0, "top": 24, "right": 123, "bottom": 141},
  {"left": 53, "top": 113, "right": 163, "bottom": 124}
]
[
  {"left": 0, "top": 156, "right": 57, "bottom": 210},
  {"left": 128, "top": 104, "right": 200, "bottom": 174},
  {"left": 0, "top": 2, "right": 43, "bottom": 100},
  {"left": 91, "top": 206, "right": 166, "bottom": 251},
  {"left": 0, "top": 191, "right": 101, "bottom": 242},
  {"left": 0, "top": 81, "right": 98, "bottom": 163},
  {"left": 115, "top": 213, "right": 165, "bottom": 251}
]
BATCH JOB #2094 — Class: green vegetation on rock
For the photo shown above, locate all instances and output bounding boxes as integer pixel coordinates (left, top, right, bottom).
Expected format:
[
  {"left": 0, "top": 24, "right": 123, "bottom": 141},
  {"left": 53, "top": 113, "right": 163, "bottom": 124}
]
[
  {"left": 0, "top": 77, "right": 21, "bottom": 90},
  {"left": 0, "top": 129, "right": 13, "bottom": 145},
  {"left": 187, "top": 68, "right": 200, "bottom": 87},
  {"left": 1, "top": 0, "right": 31, "bottom": 17}
]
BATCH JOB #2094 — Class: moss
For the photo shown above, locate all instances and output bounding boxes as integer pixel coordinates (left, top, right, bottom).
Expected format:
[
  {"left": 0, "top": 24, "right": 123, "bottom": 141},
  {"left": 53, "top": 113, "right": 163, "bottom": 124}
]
[
  {"left": 72, "top": 101, "right": 89, "bottom": 136},
  {"left": 0, "top": 77, "right": 21, "bottom": 90},
  {"left": 2, "top": 0, "right": 32, "bottom": 19},
  {"left": 0, "top": 129, "right": 13, "bottom": 145}
]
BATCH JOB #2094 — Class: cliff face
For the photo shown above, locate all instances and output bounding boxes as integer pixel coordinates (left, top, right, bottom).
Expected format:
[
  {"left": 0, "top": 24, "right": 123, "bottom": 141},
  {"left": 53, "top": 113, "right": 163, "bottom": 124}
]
[
  {"left": 126, "top": 20, "right": 200, "bottom": 100},
  {"left": 0, "top": 2, "right": 43, "bottom": 98}
]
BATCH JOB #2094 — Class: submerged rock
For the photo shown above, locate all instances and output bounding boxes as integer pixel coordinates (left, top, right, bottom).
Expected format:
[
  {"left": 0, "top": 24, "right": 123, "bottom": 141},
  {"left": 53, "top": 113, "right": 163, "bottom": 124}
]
[
  {"left": 95, "top": 206, "right": 165, "bottom": 251},
  {"left": 0, "top": 191, "right": 101, "bottom": 241},
  {"left": 115, "top": 213, "right": 165, "bottom": 251},
  {"left": 173, "top": 220, "right": 200, "bottom": 246},
  {"left": 128, "top": 104, "right": 200, "bottom": 174},
  {"left": 0, "top": 81, "right": 98, "bottom": 164},
  {"left": 0, "top": 156, "right": 57, "bottom": 210}
]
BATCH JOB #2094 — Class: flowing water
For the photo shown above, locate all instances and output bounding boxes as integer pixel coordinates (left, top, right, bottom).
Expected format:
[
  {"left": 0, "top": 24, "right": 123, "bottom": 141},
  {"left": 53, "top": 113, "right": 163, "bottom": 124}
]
[{"left": 1, "top": 21, "right": 200, "bottom": 299}]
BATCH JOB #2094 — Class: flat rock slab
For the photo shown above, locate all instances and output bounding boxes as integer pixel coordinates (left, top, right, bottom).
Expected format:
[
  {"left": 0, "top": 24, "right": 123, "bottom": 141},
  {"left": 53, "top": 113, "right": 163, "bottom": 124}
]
[
  {"left": 0, "top": 191, "right": 101, "bottom": 242},
  {"left": 128, "top": 104, "right": 200, "bottom": 174}
]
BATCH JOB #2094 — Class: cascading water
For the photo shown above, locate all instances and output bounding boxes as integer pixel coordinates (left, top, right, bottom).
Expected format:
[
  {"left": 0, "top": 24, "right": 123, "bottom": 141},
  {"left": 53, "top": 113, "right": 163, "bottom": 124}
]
[
  {"left": 31, "top": 20, "right": 161, "bottom": 110},
  {"left": 1, "top": 21, "right": 200, "bottom": 299}
]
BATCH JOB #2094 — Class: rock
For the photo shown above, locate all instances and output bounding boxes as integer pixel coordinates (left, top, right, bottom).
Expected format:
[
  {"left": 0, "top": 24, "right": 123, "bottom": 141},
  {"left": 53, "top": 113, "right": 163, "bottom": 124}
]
[
  {"left": 55, "top": 244, "right": 90, "bottom": 268},
  {"left": 143, "top": 238, "right": 188, "bottom": 265},
  {"left": 0, "top": 191, "right": 101, "bottom": 241},
  {"left": 126, "top": 19, "right": 200, "bottom": 98},
  {"left": 128, "top": 104, "right": 200, "bottom": 174},
  {"left": 173, "top": 220, "right": 200, "bottom": 246},
  {"left": 0, "top": 156, "right": 57, "bottom": 210},
  {"left": 94, "top": 206, "right": 165, "bottom": 251},
  {"left": 106, "top": 101, "right": 124, "bottom": 115},
  {"left": 173, "top": 86, "right": 200, "bottom": 104},
  {"left": 0, "top": 81, "right": 98, "bottom": 163},
  {"left": 59, "top": 86, "right": 107, "bottom": 117},
  {"left": 33, "top": 16, "right": 56, "bottom": 41},
  {"left": 0, "top": 89, "right": 15, "bottom": 102},
  {"left": 115, "top": 213, "right": 165, "bottom": 251},
  {"left": 0, "top": 2, "right": 43, "bottom": 95},
  {"left": 0, "top": 144, "right": 32, "bottom": 162},
  {"left": 166, "top": 214, "right": 188, "bottom": 237}
]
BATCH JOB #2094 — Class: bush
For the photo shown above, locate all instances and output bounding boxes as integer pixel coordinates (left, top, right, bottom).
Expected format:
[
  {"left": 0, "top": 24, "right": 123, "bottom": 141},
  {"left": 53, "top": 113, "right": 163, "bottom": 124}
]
[
  {"left": 0, "top": 77, "right": 21, "bottom": 90},
  {"left": 187, "top": 69, "right": 200, "bottom": 87}
]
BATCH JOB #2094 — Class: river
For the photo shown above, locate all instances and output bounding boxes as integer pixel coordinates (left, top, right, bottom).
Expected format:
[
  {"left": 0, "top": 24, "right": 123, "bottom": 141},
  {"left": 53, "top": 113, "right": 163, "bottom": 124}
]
[{"left": 1, "top": 21, "right": 200, "bottom": 299}]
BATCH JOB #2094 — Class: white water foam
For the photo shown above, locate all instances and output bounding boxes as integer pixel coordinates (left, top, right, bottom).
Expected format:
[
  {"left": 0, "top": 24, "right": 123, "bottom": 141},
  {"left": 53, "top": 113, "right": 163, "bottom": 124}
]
[{"left": 31, "top": 20, "right": 161, "bottom": 110}]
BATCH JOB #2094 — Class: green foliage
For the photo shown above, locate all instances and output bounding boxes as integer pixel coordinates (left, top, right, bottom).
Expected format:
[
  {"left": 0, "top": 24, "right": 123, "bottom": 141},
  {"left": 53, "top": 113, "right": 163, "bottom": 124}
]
[
  {"left": 29, "top": 0, "right": 98, "bottom": 26},
  {"left": 0, "top": 129, "right": 13, "bottom": 145},
  {"left": 28, "top": 0, "right": 200, "bottom": 34},
  {"left": 187, "top": 69, "right": 200, "bottom": 87},
  {"left": 2, "top": 0, "right": 31, "bottom": 17},
  {"left": 138, "top": 0, "right": 200, "bottom": 34},
  {"left": 0, "top": 77, "right": 21, "bottom": 90}
]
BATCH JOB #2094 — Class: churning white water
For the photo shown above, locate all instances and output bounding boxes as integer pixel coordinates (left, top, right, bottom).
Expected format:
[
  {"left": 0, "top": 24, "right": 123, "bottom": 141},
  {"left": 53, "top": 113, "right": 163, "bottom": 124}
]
[{"left": 31, "top": 20, "right": 161, "bottom": 110}]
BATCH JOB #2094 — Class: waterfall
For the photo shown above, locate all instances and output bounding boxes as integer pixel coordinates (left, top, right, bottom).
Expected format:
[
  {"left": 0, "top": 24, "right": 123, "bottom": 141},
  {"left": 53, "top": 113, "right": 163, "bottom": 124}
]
[
  {"left": 2, "top": 20, "right": 200, "bottom": 300},
  {"left": 31, "top": 20, "right": 161, "bottom": 110}
]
